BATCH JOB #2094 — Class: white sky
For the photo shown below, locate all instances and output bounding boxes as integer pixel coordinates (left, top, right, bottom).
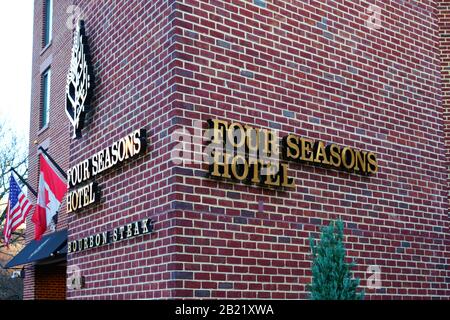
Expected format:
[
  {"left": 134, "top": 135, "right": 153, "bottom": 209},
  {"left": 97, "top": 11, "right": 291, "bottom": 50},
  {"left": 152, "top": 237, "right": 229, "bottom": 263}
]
[{"left": 0, "top": 1, "right": 34, "bottom": 144}]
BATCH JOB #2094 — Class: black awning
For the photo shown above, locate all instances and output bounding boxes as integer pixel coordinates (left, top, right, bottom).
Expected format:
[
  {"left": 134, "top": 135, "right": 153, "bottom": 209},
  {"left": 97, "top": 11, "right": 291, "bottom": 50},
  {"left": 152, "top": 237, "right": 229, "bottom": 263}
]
[
  {"left": 57, "top": 243, "right": 67, "bottom": 255},
  {"left": 5, "top": 229, "right": 67, "bottom": 269}
]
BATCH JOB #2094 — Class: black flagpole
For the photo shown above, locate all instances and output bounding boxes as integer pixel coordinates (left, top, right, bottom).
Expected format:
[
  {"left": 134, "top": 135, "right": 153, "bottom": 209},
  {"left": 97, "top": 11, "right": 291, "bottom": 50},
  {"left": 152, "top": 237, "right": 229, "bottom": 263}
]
[
  {"left": 0, "top": 208, "right": 7, "bottom": 224},
  {"left": 38, "top": 146, "right": 68, "bottom": 180},
  {"left": 10, "top": 167, "right": 38, "bottom": 197},
  {"left": 2, "top": 168, "right": 36, "bottom": 232}
]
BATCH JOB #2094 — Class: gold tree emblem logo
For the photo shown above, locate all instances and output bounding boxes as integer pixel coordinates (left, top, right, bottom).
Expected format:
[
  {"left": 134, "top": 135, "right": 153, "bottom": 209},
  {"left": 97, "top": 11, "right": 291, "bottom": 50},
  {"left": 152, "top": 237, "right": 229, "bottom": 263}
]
[{"left": 65, "top": 20, "right": 93, "bottom": 139}]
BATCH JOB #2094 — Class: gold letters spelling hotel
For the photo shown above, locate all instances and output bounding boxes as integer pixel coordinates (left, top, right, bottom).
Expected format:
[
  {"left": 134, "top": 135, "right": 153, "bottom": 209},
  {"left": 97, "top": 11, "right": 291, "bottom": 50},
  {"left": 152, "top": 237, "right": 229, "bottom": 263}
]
[{"left": 208, "top": 119, "right": 378, "bottom": 188}]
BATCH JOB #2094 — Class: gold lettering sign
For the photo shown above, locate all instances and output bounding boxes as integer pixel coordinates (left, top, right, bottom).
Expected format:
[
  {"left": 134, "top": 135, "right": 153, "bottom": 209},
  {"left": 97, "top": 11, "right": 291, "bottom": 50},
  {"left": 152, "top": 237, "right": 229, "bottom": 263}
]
[
  {"left": 282, "top": 134, "right": 378, "bottom": 175},
  {"left": 66, "top": 129, "right": 147, "bottom": 213},
  {"left": 66, "top": 182, "right": 98, "bottom": 214},
  {"left": 68, "top": 218, "right": 154, "bottom": 254},
  {"left": 207, "top": 119, "right": 379, "bottom": 188},
  {"left": 207, "top": 119, "right": 295, "bottom": 189}
]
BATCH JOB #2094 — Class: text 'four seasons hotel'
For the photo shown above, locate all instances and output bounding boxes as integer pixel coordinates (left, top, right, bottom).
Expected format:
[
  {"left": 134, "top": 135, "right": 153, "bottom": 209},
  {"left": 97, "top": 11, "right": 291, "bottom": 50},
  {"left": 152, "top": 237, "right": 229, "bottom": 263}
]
[{"left": 9, "top": 0, "right": 450, "bottom": 299}]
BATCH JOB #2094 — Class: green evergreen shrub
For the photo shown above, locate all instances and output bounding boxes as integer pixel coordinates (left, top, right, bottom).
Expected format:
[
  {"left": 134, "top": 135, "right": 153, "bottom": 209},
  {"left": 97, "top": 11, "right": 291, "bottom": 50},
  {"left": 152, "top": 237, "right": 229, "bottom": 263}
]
[{"left": 308, "top": 220, "right": 365, "bottom": 300}]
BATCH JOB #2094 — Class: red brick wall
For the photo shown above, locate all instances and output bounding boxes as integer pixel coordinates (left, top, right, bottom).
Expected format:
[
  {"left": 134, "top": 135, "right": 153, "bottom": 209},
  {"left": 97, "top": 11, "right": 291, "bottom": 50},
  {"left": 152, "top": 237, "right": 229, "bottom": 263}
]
[
  {"left": 35, "top": 264, "right": 67, "bottom": 300},
  {"left": 165, "top": 0, "right": 449, "bottom": 299},
  {"left": 25, "top": 0, "right": 72, "bottom": 300},
  {"left": 66, "top": 0, "right": 179, "bottom": 299},
  {"left": 27, "top": 0, "right": 450, "bottom": 300},
  {"left": 439, "top": 2, "right": 450, "bottom": 205}
]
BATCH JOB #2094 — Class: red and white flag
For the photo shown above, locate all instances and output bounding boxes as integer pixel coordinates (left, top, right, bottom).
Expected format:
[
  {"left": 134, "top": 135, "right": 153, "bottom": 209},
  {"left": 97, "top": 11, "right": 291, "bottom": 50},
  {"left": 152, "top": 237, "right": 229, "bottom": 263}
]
[
  {"left": 32, "top": 155, "right": 66, "bottom": 240},
  {"left": 3, "top": 174, "right": 33, "bottom": 245}
]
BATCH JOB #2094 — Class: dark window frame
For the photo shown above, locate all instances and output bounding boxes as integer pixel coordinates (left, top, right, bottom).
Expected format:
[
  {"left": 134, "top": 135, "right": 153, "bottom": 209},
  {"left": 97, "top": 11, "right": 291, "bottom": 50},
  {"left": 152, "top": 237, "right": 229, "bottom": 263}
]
[
  {"left": 40, "top": 68, "right": 51, "bottom": 130},
  {"left": 43, "top": 0, "right": 53, "bottom": 48}
]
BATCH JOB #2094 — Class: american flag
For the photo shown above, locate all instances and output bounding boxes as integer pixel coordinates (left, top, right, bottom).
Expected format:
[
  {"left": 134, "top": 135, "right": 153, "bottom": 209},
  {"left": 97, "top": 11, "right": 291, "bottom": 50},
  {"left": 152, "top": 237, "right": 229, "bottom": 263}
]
[{"left": 3, "top": 174, "right": 33, "bottom": 245}]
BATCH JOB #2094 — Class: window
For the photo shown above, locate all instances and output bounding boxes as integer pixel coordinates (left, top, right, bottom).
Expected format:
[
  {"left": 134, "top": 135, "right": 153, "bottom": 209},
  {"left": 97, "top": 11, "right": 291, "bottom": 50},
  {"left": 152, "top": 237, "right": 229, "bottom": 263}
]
[
  {"left": 43, "top": 0, "right": 53, "bottom": 47},
  {"left": 41, "top": 69, "right": 51, "bottom": 129}
]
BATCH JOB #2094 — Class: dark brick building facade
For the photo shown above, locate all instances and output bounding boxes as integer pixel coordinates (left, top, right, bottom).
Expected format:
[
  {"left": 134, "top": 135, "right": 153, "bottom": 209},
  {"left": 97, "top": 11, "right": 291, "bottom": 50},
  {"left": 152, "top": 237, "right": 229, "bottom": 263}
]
[
  {"left": 24, "top": 0, "right": 450, "bottom": 299},
  {"left": 25, "top": 0, "right": 72, "bottom": 300}
]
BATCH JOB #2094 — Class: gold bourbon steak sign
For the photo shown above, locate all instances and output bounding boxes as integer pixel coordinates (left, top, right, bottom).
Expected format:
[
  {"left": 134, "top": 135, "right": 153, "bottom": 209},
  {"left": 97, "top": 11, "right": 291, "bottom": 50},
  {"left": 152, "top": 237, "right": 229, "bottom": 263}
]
[{"left": 68, "top": 218, "right": 154, "bottom": 254}]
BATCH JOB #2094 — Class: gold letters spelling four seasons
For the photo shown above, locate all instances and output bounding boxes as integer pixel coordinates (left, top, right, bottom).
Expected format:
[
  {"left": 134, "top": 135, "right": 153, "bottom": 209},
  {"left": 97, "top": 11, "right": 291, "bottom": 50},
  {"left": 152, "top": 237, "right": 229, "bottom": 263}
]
[
  {"left": 66, "top": 129, "right": 147, "bottom": 213},
  {"left": 207, "top": 119, "right": 378, "bottom": 188},
  {"left": 66, "top": 121, "right": 378, "bottom": 213}
]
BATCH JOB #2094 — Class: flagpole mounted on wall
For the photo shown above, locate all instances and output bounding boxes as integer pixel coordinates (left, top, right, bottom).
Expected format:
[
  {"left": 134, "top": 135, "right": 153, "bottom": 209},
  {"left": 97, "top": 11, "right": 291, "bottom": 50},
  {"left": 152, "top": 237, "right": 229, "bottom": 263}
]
[
  {"left": 9, "top": 167, "right": 37, "bottom": 197},
  {"left": 37, "top": 146, "right": 68, "bottom": 180},
  {"left": 33, "top": 146, "right": 67, "bottom": 241}
]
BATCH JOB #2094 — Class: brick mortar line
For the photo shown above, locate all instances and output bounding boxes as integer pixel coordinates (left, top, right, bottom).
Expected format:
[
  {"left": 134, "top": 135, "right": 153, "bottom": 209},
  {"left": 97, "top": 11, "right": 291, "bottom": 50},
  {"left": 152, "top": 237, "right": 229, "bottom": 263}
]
[
  {"left": 71, "top": 258, "right": 449, "bottom": 282},
  {"left": 173, "top": 177, "right": 448, "bottom": 220},
  {"left": 150, "top": 204, "right": 450, "bottom": 242},
  {"left": 173, "top": 202, "right": 449, "bottom": 235}
]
